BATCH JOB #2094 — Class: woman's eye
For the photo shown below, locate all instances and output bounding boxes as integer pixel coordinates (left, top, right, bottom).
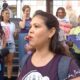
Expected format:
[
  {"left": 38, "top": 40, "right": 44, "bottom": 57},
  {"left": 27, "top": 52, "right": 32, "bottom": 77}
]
[
  {"left": 35, "top": 25, "right": 39, "bottom": 28},
  {"left": 29, "top": 24, "right": 40, "bottom": 30}
]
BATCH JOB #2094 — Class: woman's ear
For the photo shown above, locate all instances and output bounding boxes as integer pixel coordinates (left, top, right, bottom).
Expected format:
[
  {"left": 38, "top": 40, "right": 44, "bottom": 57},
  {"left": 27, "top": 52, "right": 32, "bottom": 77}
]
[{"left": 49, "top": 27, "right": 56, "bottom": 38}]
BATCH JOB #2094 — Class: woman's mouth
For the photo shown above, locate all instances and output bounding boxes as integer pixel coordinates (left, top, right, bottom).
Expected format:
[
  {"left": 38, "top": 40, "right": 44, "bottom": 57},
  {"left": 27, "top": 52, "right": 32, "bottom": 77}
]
[{"left": 26, "top": 36, "right": 32, "bottom": 41}]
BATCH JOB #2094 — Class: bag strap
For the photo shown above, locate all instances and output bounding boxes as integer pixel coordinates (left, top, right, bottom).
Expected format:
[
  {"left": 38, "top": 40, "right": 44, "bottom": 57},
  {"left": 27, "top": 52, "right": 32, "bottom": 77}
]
[{"left": 58, "top": 56, "right": 72, "bottom": 80}]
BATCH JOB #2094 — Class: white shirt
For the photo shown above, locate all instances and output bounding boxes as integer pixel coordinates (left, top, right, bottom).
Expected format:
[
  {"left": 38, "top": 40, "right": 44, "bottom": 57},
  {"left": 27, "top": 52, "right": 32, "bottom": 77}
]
[
  {"left": 1, "top": 21, "right": 15, "bottom": 43},
  {"left": 57, "top": 17, "right": 70, "bottom": 23}
]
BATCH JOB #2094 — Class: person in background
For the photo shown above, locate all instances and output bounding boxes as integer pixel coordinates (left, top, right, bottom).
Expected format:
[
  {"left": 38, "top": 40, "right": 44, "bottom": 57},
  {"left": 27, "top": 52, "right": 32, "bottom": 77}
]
[
  {"left": 56, "top": 7, "right": 72, "bottom": 36},
  {"left": 67, "top": 25, "right": 80, "bottom": 67},
  {"left": 0, "top": 9, "right": 17, "bottom": 80},
  {"left": 18, "top": 5, "right": 31, "bottom": 68},
  {"left": 56, "top": 7, "right": 72, "bottom": 57},
  {"left": 65, "top": 3, "right": 78, "bottom": 27},
  {"left": 1, "top": 2, "right": 13, "bottom": 18},
  {"left": 17, "top": 10, "right": 80, "bottom": 80}
]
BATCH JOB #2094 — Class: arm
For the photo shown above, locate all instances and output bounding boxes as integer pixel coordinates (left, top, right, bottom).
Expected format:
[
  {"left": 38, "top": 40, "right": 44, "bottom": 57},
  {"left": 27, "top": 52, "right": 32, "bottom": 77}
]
[
  {"left": 19, "top": 20, "right": 26, "bottom": 29},
  {"left": 19, "top": 14, "right": 26, "bottom": 29},
  {"left": 60, "top": 21, "right": 72, "bottom": 28},
  {"left": 2, "top": 34, "right": 7, "bottom": 48},
  {"left": 59, "top": 22, "right": 72, "bottom": 33},
  {"left": 14, "top": 28, "right": 18, "bottom": 38},
  {"left": 13, "top": 23, "right": 18, "bottom": 39}
]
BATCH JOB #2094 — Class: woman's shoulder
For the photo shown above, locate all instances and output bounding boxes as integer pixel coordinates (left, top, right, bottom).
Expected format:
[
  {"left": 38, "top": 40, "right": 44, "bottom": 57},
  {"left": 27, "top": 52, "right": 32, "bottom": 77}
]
[
  {"left": 59, "top": 55, "right": 80, "bottom": 79},
  {"left": 57, "top": 55, "right": 80, "bottom": 79},
  {"left": 0, "top": 21, "right": 8, "bottom": 27},
  {"left": 66, "top": 57, "right": 80, "bottom": 79}
]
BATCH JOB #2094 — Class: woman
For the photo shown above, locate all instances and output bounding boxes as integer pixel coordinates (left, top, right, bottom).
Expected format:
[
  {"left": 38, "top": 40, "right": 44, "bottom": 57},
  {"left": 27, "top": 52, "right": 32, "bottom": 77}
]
[
  {"left": 18, "top": 5, "right": 31, "bottom": 66},
  {"left": 0, "top": 9, "right": 17, "bottom": 80},
  {"left": 65, "top": 2, "right": 78, "bottom": 27},
  {"left": 17, "top": 11, "right": 80, "bottom": 80},
  {"left": 56, "top": 7, "right": 72, "bottom": 36}
]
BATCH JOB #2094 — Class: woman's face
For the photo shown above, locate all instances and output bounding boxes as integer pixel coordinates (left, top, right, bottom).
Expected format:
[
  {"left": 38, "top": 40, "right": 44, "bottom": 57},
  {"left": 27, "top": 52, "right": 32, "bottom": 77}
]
[
  {"left": 23, "top": 8, "right": 30, "bottom": 17},
  {"left": 28, "top": 16, "right": 53, "bottom": 48},
  {"left": 2, "top": 10, "right": 10, "bottom": 21},
  {"left": 57, "top": 9, "right": 65, "bottom": 18}
]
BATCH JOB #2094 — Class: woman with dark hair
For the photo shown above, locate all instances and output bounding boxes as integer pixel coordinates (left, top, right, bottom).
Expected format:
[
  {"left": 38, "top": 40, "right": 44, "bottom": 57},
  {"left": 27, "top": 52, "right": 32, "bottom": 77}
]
[
  {"left": 17, "top": 11, "right": 80, "bottom": 80},
  {"left": 2, "top": 2, "right": 13, "bottom": 18},
  {"left": 56, "top": 7, "right": 66, "bottom": 19},
  {"left": 18, "top": 5, "right": 31, "bottom": 68},
  {"left": 0, "top": 9, "right": 17, "bottom": 80},
  {"left": 56, "top": 7, "right": 72, "bottom": 36}
]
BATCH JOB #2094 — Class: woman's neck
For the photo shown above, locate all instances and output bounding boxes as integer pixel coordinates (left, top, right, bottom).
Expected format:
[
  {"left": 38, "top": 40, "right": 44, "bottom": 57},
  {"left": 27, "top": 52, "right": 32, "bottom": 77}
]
[
  {"left": 31, "top": 45, "right": 55, "bottom": 67},
  {"left": 3, "top": 20, "right": 9, "bottom": 24},
  {"left": 34, "top": 43, "right": 54, "bottom": 58}
]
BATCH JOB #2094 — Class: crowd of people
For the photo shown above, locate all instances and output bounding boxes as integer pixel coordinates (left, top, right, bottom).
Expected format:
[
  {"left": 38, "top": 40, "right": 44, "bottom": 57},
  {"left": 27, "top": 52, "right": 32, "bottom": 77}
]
[{"left": 0, "top": 2, "right": 80, "bottom": 80}]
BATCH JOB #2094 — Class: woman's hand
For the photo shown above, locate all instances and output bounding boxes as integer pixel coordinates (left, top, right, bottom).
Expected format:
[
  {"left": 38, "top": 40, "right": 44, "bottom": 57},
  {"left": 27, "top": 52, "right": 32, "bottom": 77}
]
[{"left": 22, "top": 13, "right": 27, "bottom": 21}]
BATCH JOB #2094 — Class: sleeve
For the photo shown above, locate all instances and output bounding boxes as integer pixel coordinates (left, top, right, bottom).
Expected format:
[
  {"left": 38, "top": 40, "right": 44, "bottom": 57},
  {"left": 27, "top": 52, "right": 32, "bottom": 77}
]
[{"left": 67, "top": 59, "right": 80, "bottom": 79}]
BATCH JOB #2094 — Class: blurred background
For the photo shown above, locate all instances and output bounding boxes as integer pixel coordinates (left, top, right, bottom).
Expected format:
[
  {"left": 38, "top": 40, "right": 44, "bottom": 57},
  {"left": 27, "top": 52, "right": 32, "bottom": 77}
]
[{"left": 0, "top": 0, "right": 80, "bottom": 18}]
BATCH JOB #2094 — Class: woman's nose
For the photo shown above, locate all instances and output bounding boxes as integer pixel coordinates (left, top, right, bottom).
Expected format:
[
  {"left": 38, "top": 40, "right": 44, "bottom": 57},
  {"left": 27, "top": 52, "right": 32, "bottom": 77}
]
[{"left": 29, "top": 27, "right": 34, "bottom": 33}]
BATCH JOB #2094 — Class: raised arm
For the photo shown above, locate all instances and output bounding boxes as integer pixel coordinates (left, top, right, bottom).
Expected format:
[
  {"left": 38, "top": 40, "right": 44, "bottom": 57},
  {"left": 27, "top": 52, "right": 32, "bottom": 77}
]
[{"left": 19, "top": 14, "right": 26, "bottom": 29}]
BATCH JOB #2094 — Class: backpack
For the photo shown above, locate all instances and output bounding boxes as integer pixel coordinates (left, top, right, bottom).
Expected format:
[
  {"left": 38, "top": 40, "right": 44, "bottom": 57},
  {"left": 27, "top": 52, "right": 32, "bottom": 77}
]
[
  {"left": 58, "top": 56, "right": 71, "bottom": 80},
  {"left": 19, "top": 54, "right": 71, "bottom": 80}
]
